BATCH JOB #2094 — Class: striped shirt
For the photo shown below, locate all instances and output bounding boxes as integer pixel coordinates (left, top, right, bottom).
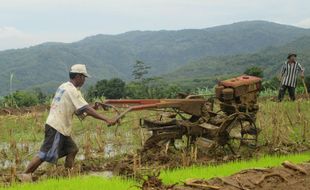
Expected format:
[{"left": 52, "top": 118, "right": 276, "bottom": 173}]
[{"left": 280, "top": 61, "right": 304, "bottom": 87}]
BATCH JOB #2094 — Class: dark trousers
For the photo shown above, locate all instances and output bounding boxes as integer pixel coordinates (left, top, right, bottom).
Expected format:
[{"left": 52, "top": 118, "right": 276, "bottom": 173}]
[{"left": 278, "top": 85, "right": 295, "bottom": 101}]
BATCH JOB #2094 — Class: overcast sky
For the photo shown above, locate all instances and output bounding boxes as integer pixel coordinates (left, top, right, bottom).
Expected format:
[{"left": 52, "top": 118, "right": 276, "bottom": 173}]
[{"left": 0, "top": 0, "right": 309, "bottom": 50}]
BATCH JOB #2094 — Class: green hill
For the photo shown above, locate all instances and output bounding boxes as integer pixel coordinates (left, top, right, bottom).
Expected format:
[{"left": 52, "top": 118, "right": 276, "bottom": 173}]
[
  {"left": 0, "top": 21, "right": 309, "bottom": 95},
  {"left": 163, "top": 36, "right": 310, "bottom": 89}
]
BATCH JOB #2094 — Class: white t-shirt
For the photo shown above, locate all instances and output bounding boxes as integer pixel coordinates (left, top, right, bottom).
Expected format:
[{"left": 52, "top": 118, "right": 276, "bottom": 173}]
[{"left": 46, "top": 82, "right": 88, "bottom": 136}]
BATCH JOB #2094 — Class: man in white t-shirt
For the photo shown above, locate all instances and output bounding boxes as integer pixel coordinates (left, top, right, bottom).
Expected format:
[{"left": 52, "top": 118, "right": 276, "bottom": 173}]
[{"left": 19, "top": 64, "right": 116, "bottom": 181}]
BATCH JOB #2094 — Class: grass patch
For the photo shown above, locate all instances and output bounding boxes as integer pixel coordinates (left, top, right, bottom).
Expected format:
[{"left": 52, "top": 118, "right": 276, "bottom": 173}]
[
  {"left": 1, "top": 177, "right": 138, "bottom": 190},
  {"left": 160, "top": 152, "right": 310, "bottom": 184}
]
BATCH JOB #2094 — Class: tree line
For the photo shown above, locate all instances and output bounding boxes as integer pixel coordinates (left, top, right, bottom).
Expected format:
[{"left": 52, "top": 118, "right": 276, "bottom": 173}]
[{"left": 1, "top": 62, "right": 309, "bottom": 108}]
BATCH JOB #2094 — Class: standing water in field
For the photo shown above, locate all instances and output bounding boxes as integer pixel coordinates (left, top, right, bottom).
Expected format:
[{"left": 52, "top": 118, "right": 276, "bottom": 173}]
[{"left": 0, "top": 130, "right": 139, "bottom": 171}]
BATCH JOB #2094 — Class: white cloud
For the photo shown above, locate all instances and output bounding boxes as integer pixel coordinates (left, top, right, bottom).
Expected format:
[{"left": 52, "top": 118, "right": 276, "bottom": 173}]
[
  {"left": 296, "top": 18, "right": 310, "bottom": 28},
  {"left": 0, "top": 26, "right": 90, "bottom": 50},
  {"left": 0, "top": 26, "right": 27, "bottom": 38},
  {"left": 0, "top": 0, "right": 309, "bottom": 50},
  {"left": 0, "top": 26, "right": 41, "bottom": 50}
]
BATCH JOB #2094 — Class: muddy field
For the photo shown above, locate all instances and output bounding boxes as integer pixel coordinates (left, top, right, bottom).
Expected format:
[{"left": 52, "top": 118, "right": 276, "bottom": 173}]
[
  {"left": 0, "top": 100, "right": 310, "bottom": 187},
  {"left": 0, "top": 105, "right": 49, "bottom": 116},
  {"left": 141, "top": 161, "right": 310, "bottom": 190}
]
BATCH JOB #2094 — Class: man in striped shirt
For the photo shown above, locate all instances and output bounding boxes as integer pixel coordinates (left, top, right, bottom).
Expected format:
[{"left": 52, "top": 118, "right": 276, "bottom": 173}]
[{"left": 278, "top": 53, "right": 305, "bottom": 101}]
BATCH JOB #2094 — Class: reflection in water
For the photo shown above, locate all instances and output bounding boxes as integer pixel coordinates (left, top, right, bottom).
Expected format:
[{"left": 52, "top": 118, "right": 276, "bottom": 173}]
[{"left": 0, "top": 130, "right": 139, "bottom": 170}]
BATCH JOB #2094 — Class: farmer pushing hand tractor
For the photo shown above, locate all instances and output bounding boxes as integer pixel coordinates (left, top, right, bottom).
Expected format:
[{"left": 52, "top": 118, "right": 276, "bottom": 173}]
[
  {"left": 278, "top": 53, "right": 305, "bottom": 101},
  {"left": 18, "top": 64, "right": 118, "bottom": 182}
]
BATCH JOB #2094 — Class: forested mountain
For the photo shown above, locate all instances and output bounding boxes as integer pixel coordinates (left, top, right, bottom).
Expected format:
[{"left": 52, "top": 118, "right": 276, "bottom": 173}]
[
  {"left": 164, "top": 36, "right": 310, "bottom": 89},
  {"left": 0, "top": 21, "right": 309, "bottom": 95}
]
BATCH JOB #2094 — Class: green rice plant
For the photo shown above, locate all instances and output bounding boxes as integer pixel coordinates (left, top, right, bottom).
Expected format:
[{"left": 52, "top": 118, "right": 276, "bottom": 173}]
[
  {"left": 160, "top": 152, "right": 310, "bottom": 184},
  {"left": 0, "top": 176, "right": 138, "bottom": 190},
  {"left": 259, "top": 88, "right": 278, "bottom": 97}
]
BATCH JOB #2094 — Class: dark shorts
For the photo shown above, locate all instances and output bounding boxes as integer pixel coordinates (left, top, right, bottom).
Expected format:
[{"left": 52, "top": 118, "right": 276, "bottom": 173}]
[{"left": 38, "top": 124, "right": 78, "bottom": 163}]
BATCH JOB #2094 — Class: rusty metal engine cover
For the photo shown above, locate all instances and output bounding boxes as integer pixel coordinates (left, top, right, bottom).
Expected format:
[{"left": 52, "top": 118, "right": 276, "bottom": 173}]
[
  {"left": 218, "top": 75, "right": 261, "bottom": 97},
  {"left": 216, "top": 75, "right": 262, "bottom": 115}
]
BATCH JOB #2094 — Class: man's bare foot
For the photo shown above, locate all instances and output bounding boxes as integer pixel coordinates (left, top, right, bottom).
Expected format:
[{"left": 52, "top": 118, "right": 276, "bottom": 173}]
[{"left": 17, "top": 173, "right": 33, "bottom": 182}]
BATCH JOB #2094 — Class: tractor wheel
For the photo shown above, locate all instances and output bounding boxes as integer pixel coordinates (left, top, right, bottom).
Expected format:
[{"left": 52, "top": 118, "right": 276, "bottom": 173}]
[{"left": 217, "top": 113, "right": 259, "bottom": 155}]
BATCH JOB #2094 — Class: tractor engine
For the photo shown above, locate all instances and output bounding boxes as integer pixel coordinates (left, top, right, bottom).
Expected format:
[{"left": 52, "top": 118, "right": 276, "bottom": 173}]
[{"left": 215, "top": 75, "right": 262, "bottom": 115}]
